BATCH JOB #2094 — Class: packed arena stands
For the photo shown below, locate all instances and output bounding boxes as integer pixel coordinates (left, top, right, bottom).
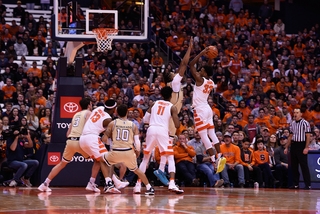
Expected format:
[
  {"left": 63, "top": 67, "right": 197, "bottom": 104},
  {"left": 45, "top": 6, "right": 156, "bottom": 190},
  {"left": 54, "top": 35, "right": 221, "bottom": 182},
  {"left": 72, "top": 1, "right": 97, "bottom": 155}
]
[{"left": 0, "top": 0, "right": 320, "bottom": 189}]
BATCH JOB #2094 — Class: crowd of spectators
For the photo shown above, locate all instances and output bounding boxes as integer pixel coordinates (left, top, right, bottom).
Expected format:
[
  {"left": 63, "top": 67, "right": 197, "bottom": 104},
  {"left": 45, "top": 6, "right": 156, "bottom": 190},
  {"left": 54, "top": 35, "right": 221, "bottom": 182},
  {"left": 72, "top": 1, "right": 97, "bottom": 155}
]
[{"left": 0, "top": 0, "right": 320, "bottom": 188}]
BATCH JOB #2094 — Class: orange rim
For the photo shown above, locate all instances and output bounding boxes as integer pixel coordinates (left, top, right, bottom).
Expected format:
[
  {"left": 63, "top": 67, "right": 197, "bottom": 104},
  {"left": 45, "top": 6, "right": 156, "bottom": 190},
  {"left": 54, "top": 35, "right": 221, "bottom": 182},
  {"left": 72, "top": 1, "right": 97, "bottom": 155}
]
[{"left": 92, "top": 28, "right": 119, "bottom": 39}]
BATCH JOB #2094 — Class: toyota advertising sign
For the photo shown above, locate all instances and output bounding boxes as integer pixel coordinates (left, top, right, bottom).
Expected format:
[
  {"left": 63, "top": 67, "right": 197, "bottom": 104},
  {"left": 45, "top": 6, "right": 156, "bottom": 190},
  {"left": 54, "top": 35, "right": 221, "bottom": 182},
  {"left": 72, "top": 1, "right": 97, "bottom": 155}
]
[{"left": 40, "top": 58, "right": 100, "bottom": 187}]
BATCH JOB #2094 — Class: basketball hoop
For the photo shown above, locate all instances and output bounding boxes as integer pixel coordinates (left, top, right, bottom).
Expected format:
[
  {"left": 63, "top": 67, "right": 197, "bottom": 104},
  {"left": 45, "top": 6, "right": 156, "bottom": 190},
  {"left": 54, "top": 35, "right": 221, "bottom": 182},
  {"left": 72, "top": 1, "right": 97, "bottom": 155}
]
[{"left": 92, "top": 28, "right": 119, "bottom": 52}]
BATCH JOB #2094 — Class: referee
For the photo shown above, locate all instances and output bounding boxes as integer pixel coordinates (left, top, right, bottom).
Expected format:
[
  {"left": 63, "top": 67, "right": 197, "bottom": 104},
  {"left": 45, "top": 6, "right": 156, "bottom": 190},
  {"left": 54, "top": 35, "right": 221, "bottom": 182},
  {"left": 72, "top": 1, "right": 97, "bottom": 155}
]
[{"left": 284, "top": 108, "right": 311, "bottom": 190}]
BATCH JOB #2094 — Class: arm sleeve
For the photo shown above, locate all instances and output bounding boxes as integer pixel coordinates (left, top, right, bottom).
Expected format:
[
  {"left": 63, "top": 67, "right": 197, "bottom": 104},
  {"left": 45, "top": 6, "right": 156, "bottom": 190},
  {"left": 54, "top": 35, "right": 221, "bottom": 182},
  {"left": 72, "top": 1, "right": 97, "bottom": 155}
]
[
  {"left": 143, "top": 112, "right": 151, "bottom": 123},
  {"left": 133, "top": 135, "right": 141, "bottom": 151},
  {"left": 171, "top": 74, "right": 183, "bottom": 93}
]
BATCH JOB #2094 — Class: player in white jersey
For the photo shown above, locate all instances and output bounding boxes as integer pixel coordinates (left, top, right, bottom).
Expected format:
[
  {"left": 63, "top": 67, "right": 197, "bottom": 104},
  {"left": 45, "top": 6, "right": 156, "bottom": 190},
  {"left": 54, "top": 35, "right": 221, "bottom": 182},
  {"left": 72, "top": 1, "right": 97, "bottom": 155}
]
[
  {"left": 153, "top": 38, "right": 193, "bottom": 186},
  {"left": 189, "top": 47, "right": 226, "bottom": 173},
  {"left": 79, "top": 99, "right": 128, "bottom": 194},
  {"left": 38, "top": 98, "right": 100, "bottom": 192},
  {"left": 134, "top": 86, "right": 183, "bottom": 193}
]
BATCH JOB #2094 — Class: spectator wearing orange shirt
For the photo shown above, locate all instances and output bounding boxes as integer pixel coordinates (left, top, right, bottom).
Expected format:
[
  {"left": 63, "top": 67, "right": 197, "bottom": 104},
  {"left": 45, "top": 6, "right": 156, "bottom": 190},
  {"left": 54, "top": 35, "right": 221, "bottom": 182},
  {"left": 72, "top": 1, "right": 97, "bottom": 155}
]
[
  {"left": 208, "top": 1, "right": 217, "bottom": 15},
  {"left": 174, "top": 134, "right": 198, "bottom": 187},
  {"left": 217, "top": 8, "right": 226, "bottom": 23},
  {"left": 179, "top": 0, "right": 191, "bottom": 16},
  {"left": 133, "top": 78, "right": 150, "bottom": 96},
  {"left": 94, "top": 63, "right": 104, "bottom": 78},
  {"left": 228, "top": 53, "right": 242, "bottom": 76},
  {"left": 223, "top": 84, "right": 234, "bottom": 100},
  {"left": 58, "top": 8, "right": 67, "bottom": 27},
  {"left": 166, "top": 34, "right": 183, "bottom": 52},
  {"left": 89, "top": 56, "right": 100, "bottom": 72},
  {"left": 107, "top": 82, "right": 120, "bottom": 99},
  {"left": 27, "top": 61, "right": 42, "bottom": 78},
  {"left": 268, "top": 107, "right": 280, "bottom": 135},
  {"left": 250, "top": 140, "right": 276, "bottom": 188},
  {"left": 220, "top": 132, "right": 245, "bottom": 187},
  {"left": 287, "top": 98, "right": 300, "bottom": 116},
  {"left": 311, "top": 103, "right": 320, "bottom": 128},
  {"left": 254, "top": 108, "right": 271, "bottom": 129},
  {"left": 40, "top": 108, "right": 51, "bottom": 133},
  {"left": 235, "top": 12, "right": 248, "bottom": 27},
  {"left": 2, "top": 78, "right": 16, "bottom": 101},
  {"left": 151, "top": 51, "right": 164, "bottom": 69},
  {"left": 208, "top": 98, "right": 220, "bottom": 118},
  {"left": 128, "top": 100, "right": 144, "bottom": 119}
]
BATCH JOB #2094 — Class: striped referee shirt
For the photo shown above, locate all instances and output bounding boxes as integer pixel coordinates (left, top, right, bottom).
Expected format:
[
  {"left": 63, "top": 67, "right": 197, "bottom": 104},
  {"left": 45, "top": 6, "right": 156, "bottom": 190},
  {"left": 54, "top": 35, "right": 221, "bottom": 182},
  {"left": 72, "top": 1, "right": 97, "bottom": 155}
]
[{"left": 290, "top": 119, "right": 311, "bottom": 142}]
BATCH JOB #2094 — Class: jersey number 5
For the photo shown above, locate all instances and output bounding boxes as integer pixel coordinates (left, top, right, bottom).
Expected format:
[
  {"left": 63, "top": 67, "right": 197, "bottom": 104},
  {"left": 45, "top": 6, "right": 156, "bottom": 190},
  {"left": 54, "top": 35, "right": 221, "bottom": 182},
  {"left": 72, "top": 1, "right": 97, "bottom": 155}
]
[
  {"left": 157, "top": 106, "right": 166, "bottom": 115},
  {"left": 203, "top": 84, "right": 213, "bottom": 94},
  {"left": 90, "top": 112, "right": 101, "bottom": 123}
]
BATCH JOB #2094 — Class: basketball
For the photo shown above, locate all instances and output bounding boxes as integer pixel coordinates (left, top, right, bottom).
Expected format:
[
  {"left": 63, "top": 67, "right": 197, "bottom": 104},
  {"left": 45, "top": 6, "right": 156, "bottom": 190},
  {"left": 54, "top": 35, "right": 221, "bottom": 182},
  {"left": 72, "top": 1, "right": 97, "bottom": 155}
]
[{"left": 207, "top": 46, "right": 218, "bottom": 59}]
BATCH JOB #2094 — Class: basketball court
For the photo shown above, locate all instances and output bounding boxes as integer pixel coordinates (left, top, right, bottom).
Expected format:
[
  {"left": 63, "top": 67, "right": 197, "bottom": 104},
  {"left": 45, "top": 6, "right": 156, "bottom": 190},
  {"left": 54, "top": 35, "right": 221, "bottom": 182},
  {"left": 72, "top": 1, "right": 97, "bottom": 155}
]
[{"left": 0, "top": 187, "right": 318, "bottom": 213}]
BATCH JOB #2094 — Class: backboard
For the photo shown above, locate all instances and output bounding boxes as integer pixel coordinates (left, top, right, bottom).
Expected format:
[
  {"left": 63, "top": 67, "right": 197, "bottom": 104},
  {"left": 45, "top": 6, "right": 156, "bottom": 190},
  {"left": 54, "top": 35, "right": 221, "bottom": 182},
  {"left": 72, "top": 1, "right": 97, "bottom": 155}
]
[{"left": 51, "top": 0, "right": 150, "bottom": 43}]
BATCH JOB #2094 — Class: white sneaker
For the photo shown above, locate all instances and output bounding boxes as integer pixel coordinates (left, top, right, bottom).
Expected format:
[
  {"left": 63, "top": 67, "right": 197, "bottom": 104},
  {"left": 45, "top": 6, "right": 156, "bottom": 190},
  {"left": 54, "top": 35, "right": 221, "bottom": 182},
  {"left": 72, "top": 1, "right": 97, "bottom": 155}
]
[
  {"left": 21, "top": 177, "right": 32, "bottom": 187},
  {"left": 9, "top": 180, "right": 17, "bottom": 187},
  {"left": 133, "top": 182, "right": 141, "bottom": 194},
  {"left": 169, "top": 183, "right": 184, "bottom": 194},
  {"left": 38, "top": 183, "right": 52, "bottom": 192},
  {"left": 86, "top": 181, "right": 101, "bottom": 193},
  {"left": 115, "top": 181, "right": 129, "bottom": 190}
]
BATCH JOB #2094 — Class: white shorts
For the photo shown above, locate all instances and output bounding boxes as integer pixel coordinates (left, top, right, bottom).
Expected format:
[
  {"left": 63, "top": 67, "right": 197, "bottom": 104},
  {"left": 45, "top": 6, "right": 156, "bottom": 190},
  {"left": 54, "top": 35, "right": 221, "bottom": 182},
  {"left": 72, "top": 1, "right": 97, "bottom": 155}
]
[
  {"left": 193, "top": 105, "right": 214, "bottom": 132},
  {"left": 144, "top": 126, "right": 173, "bottom": 156},
  {"left": 79, "top": 134, "right": 108, "bottom": 161}
]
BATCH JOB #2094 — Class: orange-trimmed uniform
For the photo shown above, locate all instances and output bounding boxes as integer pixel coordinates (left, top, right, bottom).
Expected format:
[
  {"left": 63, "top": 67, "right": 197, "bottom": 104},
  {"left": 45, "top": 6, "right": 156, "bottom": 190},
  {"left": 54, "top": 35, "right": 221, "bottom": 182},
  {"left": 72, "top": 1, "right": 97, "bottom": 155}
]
[
  {"left": 193, "top": 78, "right": 215, "bottom": 132},
  {"left": 79, "top": 106, "right": 111, "bottom": 161},
  {"left": 144, "top": 100, "right": 174, "bottom": 156}
]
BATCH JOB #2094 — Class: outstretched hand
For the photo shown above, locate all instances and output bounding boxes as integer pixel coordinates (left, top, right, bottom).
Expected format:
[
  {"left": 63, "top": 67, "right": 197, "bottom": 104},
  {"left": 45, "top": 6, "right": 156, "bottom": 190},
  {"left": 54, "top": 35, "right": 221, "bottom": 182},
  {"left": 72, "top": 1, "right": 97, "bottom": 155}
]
[
  {"left": 189, "top": 37, "right": 194, "bottom": 49},
  {"left": 201, "top": 46, "right": 210, "bottom": 57}
]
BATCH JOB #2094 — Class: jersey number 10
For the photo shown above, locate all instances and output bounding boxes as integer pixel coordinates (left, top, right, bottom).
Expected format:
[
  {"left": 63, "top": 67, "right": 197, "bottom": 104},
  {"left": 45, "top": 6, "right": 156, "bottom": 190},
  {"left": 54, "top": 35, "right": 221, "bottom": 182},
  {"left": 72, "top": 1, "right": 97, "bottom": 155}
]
[{"left": 116, "top": 129, "right": 129, "bottom": 142}]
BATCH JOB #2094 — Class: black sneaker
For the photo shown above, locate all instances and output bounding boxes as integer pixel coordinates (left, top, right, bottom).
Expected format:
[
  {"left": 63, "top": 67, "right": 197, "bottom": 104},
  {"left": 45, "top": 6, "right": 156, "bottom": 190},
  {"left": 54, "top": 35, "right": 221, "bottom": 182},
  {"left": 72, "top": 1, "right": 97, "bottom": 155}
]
[
  {"left": 104, "top": 181, "right": 121, "bottom": 194},
  {"left": 304, "top": 186, "right": 311, "bottom": 190},
  {"left": 289, "top": 185, "right": 299, "bottom": 189},
  {"left": 145, "top": 187, "right": 155, "bottom": 195},
  {"left": 239, "top": 183, "right": 245, "bottom": 188},
  {"left": 224, "top": 183, "right": 231, "bottom": 188}
]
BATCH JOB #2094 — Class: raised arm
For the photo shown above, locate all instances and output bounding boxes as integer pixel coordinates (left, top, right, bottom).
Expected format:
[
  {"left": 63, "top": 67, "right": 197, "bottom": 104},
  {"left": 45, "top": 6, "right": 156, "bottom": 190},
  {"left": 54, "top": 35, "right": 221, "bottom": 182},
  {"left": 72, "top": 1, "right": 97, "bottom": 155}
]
[
  {"left": 177, "top": 37, "right": 193, "bottom": 77},
  {"left": 189, "top": 47, "right": 209, "bottom": 86}
]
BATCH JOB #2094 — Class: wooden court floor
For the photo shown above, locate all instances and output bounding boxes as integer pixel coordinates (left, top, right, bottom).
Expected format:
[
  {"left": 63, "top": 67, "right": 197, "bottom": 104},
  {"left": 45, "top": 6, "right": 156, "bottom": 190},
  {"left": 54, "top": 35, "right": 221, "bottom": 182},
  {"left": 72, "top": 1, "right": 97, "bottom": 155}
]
[{"left": 0, "top": 186, "right": 319, "bottom": 214}]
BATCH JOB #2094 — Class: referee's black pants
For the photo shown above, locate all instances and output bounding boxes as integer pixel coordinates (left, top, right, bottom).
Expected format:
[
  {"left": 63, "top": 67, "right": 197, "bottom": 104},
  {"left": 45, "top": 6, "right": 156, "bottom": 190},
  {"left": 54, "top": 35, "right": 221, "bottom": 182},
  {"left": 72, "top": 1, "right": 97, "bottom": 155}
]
[{"left": 290, "top": 142, "right": 311, "bottom": 187}]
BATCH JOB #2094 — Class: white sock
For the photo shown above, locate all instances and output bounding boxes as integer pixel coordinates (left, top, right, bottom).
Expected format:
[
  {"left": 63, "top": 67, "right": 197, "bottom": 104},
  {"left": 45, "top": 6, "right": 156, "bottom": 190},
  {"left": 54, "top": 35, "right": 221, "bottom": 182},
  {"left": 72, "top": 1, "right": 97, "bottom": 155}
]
[
  {"left": 112, "top": 174, "right": 120, "bottom": 185},
  {"left": 217, "top": 153, "right": 222, "bottom": 159},
  {"left": 45, "top": 178, "right": 51, "bottom": 186},
  {"left": 211, "top": 155, "right": 216, "bottom": 163},
  {"left": 105, "top": 177, "right": 112, "bottom": 184},
  {"left": 90, "top": 177, "right": 95, "bottom": 184},
  {"left": 137, "top": 179, "right": 141, "bottom": 185},
  {"left": 146, "top": 184, "right": 151, "bottom": 190},
  {"left": 169, "top": 179, "right": 175, "bottom": 185}
]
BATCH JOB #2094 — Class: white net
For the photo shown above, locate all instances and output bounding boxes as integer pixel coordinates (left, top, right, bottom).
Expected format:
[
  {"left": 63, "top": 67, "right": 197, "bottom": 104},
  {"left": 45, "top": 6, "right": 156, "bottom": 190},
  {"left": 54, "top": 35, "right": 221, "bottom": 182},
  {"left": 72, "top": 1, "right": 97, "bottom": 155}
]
[{"left": 92, "top": 29, "right": 119, "bottom": 52}]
